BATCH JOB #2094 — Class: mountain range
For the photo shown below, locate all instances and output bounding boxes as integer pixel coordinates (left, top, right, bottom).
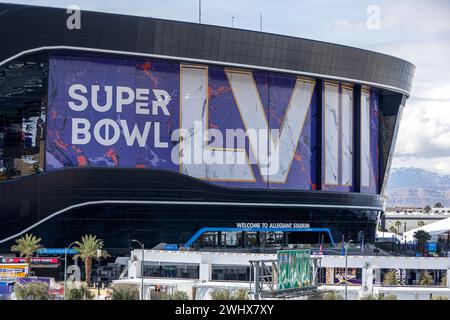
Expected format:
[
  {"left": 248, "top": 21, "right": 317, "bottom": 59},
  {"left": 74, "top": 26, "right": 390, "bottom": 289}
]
[{"left": 385, "top": 167, "right": 450, "bottom": 208}]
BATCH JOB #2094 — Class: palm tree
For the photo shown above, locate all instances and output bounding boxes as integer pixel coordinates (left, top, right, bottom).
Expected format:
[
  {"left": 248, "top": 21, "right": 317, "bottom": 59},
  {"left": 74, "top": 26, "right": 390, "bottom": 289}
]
[
  {"left": 417, "top": 220, "right": 425, "bottom": 227},
  {"left": 73, "top": 235, "right": 109, "bottom": 287},
  {"left": 10, "top": 234, "right": 44, "bottom": 264},
  {"left": 419, "top": 271, "right": 433, "bottom": 286},
  {"left": 414, "top": 230, "right": 432, "bottom": 256},
  {"left": 383, "top": 270, "right": 399, "bottom": 286},
  {"left": 394, "top": 221, "right": 402, "bottom": 234},
  {"left": 389, "top": 226, "right": 397, "bottom": 234}
]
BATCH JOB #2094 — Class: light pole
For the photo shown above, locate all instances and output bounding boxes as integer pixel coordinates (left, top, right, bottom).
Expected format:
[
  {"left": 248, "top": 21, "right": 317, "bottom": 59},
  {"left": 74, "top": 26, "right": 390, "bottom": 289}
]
[
  {"left": 64, "top": 242, "right": 77, "bottom": 300},
  {"left": 131, "top": 239, "right": 145, "bottom": 300},
  {"left": 344, "top": 239, "right": 353, "bottom": 300}
]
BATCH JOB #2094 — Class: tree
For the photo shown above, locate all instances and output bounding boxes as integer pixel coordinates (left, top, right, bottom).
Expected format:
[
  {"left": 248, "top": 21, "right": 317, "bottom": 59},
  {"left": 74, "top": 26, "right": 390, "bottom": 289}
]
[
  {"left": 10, "top": 233, "right": 44, "bottom": 264},
  {"left": 172, "top": 290, "right": 189, "bottom": 300},
  {"left": 434, "top": 202, "right": 443, "bottom": 208},
  {"left": 383, "top": 270, "right": 399, "bottom": 285},
  {"left": 419, "top": 271, "right": 433, "bottom": 286},
  {"left": 112, "top": 287, "right": 139, "bottom": 300},
  {"left": 389, "top": 226, "right": 397, "bottom": 234},
  {"left": 67, "top": 285, "right": 94, "bottom": 300},
  {"left": 73, "top": 234, "right": 109, "bottom": 287},
  {"left": 441, "top": 275, "right": 447, "bottom": 287},
  {"left": 414, "top": 230, "right": 432, "bottom": 256},
  {"left": 394, "top": 221, "right": 402, "bottom": 234},
  {"left": 417, "top": 220, "right": 425, "bottom": 227},
  {"left": 424, "top": 205, "right": 431, "bottom": 211},
  {"left": 14, "top": 281, "right": 50, "bottom": 300}
]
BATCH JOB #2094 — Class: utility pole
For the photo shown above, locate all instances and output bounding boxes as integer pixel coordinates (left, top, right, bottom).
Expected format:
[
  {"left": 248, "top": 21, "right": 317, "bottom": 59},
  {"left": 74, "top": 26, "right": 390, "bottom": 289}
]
[
  {"left": 64, "top": 242, "right": 77, "bottom": 300},
  {"left": 198, "top": 0, "right": 201, "bottom": 24},
  {"left": 344, "top": 239, "right": 353, "bottom": 300},
  {"left": 132, "top": 239, "right": 145, "bottom": 300},
  {"left": 260, "top": 13, "right": 262, "bottom": 32}
]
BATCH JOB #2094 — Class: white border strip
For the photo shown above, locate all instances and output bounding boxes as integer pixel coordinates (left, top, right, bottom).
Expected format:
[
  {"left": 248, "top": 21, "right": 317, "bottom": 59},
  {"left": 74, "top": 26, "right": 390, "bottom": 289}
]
[
  {"left": 0, "top": 45, "right": 411, "bottom": 97},
  {"left": 0, "top": 199, "right": 382, "bottom": 244}
]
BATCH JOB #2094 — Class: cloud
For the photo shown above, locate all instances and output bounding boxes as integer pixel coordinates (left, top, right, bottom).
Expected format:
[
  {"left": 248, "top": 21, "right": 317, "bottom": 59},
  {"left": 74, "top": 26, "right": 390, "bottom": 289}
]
[
  {"left": 393, "top": 84, "right": 450, "bottom": 162},
  {"left": 391, "top": 156, "right": 450, "bottom": 175}
]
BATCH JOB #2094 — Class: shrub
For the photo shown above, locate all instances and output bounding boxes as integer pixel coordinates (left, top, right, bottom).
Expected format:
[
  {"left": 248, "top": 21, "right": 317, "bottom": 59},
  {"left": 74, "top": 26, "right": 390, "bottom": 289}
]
[
  {"left": 441, "top": 275, "right": 447, "bottom": 287},
  {"left": 359, "top": 293, "right": 377, "bottom": 300},
  {"left": 431, "top": 295, "right": 449, "bottom": 300},
  {"left": 112, "top": 287, "right": 139, "bottom": 300},
  {"left": 151, "top": 291, "right": 169, "bottom": 300},
  {"left": 67, "top": 284, "right": 94, "bottom": 300},
  {"left": 379, "top": 293, "right": 397, "bottom": 300},
  {"left": 307, "top": 293, "right": 323, "bottom": 300},
  {"left": 171, "top": 290, "right": 189, "bottom": 300},
  {"left": 211, "top": 289, "right": 232, "bottom": 300},
  {"left": 322, "top": 291, "right": 343, "bottom": 300},
  {"left": 418, "top": 272, "right": 433, "bottom": 286},
  {"left": 383, "top": 270, "right": 399, "bottom": 285},
  {"left": 14, "top": 281, "right": 50, "bottom": 300},
  {"left": 210, "top": 289, "right": 249, "bottom": 300},
  {"left": 234, "top": 289, "right": 249, "bottom": 300}
]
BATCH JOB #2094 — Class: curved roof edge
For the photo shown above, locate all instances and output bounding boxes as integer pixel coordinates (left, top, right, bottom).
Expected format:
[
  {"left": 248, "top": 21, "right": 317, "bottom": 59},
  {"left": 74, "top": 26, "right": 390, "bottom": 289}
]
[{"left": 0, "top": 3, "right": 415, "bottom": 96}]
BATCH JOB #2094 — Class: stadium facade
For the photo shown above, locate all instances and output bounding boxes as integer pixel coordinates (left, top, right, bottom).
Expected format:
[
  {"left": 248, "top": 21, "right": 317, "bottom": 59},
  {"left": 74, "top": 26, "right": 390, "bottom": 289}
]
[{"left": 0, "top": 4, "right": 414, "bottom": 254}]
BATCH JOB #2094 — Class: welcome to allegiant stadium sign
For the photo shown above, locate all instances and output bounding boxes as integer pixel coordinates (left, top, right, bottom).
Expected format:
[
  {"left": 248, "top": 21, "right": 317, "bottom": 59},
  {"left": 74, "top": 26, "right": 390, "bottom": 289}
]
[
  {"left": 236, "top": 222, "right": 310, "bottom": 229},
  {"left": 46, "top": 54, "right": 378, "bottom": 191}
]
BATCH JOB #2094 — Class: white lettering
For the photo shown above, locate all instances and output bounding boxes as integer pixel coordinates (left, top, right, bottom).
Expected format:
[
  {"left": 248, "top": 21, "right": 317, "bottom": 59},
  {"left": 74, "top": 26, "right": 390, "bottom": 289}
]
[
  {"left": 153, "top": 122, "right": 168, "bottom": 148},
  {"left": 91, "top": 85, "right": 113, "bottom": 112},
  {"left": 68, "top": 84, "right": 88, "bottom": 111},
  {"left": 136, "top": 88, "right": 150, "bottom": 115},
  {"left": 120, "top": 120, "right": 152, "bottom": 147},
  {"left": 72, "top": 118, "right": 91, "bottom": 144},
  {"left": 116, "top": 86, "right": 135, "bottom": 112},
  {"left": 93, "top": 119, "right": 120, "bottom": 146},
  {"left": 152, "top": 89, "right": 171, "bottom": 115}
]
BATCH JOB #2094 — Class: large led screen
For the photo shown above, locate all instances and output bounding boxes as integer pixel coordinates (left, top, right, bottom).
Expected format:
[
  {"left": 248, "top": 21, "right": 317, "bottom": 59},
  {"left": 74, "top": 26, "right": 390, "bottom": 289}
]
[
  {"left": 46, "top": 54, "right": 318, "bottom": 190},
  {"left": 321, "top": 82, "right": 378, "bottom": 193}
]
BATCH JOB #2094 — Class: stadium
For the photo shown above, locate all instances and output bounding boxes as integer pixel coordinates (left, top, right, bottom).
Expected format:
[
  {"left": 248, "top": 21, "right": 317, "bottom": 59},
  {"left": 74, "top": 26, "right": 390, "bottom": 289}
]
[{"left": 0, "top": 4, "right": 415, "bottom": 255}]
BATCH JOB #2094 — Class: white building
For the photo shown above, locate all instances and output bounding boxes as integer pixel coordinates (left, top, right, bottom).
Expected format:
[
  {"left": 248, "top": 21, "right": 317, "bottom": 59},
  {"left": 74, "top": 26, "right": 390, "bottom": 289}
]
[{"left": 403, "top": 217, "right": 450, "bottom": 242}]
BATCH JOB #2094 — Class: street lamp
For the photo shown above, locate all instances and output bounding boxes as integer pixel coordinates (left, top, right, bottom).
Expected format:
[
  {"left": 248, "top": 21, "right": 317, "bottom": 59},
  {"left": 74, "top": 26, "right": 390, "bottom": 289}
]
[
  {"left": 131, "top": 239, "right": 145, "bottom": 300},
  {"left": 344, "top": 239, "right": 353, "bottom": 300},
  {"left": 64, "top": 242, "right": 77, "bottom": 300}
]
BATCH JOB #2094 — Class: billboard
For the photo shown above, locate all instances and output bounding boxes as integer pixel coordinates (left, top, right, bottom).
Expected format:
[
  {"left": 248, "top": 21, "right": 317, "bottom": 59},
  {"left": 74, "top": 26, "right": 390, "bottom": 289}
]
[
  {"left": 277, "top": 249, "right": 311, "bottom": 290},
  {"left": 0, "top": 257, "right": 58, "bottom": 264},
  {"left": 0, "top": 264, "right": 29, "bottom": 278},
  {"left": 46, "top": 53, "right": 378, "bottom": 192}
]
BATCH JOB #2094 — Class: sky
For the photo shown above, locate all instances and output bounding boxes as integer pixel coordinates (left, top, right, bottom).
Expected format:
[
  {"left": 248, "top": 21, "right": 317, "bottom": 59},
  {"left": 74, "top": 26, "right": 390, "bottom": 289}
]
[{"left": 7, "top": 0, "right": 450, "bottom": 174}]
